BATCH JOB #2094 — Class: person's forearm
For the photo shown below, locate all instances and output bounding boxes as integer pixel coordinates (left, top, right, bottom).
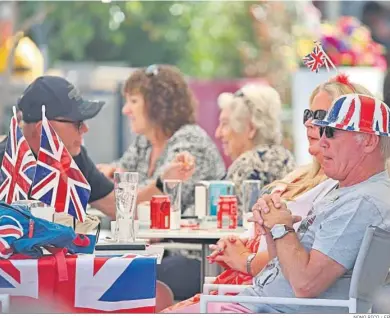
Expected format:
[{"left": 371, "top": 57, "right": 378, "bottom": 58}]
[
  {"left": 90, "top": 190, "right": 116, "bottom": 219},
  {"left": 230, "top": 251, "right": 269, "bottom": 275},
  {"left": 274, "top": 232, "right": 311, "bottom": 295},
  {"left": 251, "top": 251, "right": 269, "bottom": 276},
  {"left": 137, "top": 182, "right": 163, "bottom": 203},
  {"left": 265, "top": 232, "right": 277, "bottom": 259}
]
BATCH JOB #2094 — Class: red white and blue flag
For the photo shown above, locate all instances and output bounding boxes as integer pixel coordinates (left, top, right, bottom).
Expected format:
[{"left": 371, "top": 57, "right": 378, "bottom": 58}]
[
  {"left": 0, "top": 108, "right": 36, "bottom": 204},
  {"left": 30, "top": 107, "right": 90, "bottom": 222},
  {"left": 0, "top": 254, "right": 156, "bottom": 313},
  {"left": 0, "top": 215, "right": 24, "bottom": 259},
  {"left": 303, "top": 43, "right": 329, "bottom": 73}
]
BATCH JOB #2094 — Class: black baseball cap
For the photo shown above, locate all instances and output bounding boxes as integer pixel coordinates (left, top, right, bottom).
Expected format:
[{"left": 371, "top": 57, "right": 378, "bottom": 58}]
[{"left": 17, "top": 75, "right": 105, "bottom": 123}]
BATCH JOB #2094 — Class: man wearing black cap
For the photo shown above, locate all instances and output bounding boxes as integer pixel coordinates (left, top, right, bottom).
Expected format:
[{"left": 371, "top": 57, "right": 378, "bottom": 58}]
[
  {"left": 0, "top": 75, "right": 116, "bottom": 217},
  {"left": 0, "top": 75, "right": 195, "bottom": 219}
]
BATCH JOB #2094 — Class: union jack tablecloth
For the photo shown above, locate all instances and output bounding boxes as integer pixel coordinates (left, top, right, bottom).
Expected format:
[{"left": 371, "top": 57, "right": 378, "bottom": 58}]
[{"left": 0, "top": 254, "right": 156, "bottom": 313}]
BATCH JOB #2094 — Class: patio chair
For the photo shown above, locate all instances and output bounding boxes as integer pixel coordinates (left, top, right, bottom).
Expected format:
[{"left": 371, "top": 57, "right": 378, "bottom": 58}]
[{"left": 200, "top": 226, "right": 390, "bottom": 314}]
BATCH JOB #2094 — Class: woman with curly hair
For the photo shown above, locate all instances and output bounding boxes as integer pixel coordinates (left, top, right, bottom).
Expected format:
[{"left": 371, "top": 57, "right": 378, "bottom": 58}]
[{"left": 97, "top": 64, "right": 226, "bottom": 213}]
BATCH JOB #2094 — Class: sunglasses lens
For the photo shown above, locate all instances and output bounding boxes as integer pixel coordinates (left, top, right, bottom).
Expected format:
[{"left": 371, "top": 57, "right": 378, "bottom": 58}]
[
  {"left": 303, "top": 109, "right": 313, "bottom": 124},
  {"left": 320, "top": 126, "right": 334, "bottom": 138},
  {"left": 314, "top": 110, "right": 327, "bottom": 121},
  {"left": 327, "top": 127, "right": 335, "bottom": 138}
]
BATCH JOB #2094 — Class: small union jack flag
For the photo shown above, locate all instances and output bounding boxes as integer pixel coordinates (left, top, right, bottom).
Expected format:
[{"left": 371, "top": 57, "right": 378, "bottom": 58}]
[
  {"left": 303, "top": 44, "right": 327, "bottom": 73},
  {"left": 0, "top": 108, "right": 36, "bottom": 204},
  {"left": 30, "top": 107, "right": 91, "bottom": 222},
  {"left": 0, "top": 215, "right": 24, "bottom": 259}
]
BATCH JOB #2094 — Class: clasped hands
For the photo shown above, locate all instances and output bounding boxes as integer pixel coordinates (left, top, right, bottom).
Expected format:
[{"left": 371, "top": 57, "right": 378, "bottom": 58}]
[
  {"left": 250, "top": 192, "right": 302, "bottom": 235},
  {"left": 207, "top": 235, "right": 251, "bottom": 272},
  {"left": 206, "top": 193, "right": 302, "bottom": 271}
]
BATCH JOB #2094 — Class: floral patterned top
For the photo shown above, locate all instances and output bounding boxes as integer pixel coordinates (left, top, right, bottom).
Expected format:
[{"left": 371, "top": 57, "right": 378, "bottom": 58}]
[
  {"left": 226, "top": 144, "right": 296, "bottom": 213},
  {"left": 116, "top": 124, "right": 226, "bottom": 213}
]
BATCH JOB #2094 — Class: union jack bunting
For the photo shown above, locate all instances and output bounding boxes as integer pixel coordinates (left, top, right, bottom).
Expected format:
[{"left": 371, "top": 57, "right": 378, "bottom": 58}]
[
  {"left": 30, "top": 109, "right": 90, "bottom": 222},
  {"left": 0, "top": 109, "right": 36, "bottom": 204},
  {"left": 303, "top": 43, "right": 328, "bottom": 73}
]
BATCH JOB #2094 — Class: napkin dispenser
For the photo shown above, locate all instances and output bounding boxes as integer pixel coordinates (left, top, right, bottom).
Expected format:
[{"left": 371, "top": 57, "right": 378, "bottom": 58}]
[{"left": 195, "top": 181, "right": 235, "bottom": 219}]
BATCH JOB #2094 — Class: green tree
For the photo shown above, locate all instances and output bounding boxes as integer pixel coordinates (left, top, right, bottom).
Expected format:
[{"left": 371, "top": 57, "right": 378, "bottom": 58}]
[{"left": 19, "top": 1, "right": 258, "bottom": 79}]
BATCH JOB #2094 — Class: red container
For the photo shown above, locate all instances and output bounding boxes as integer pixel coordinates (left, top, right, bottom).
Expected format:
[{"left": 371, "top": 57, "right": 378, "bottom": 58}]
[
  {"left": 217, "top": 195, "right": 238, "bottom": 229},
  {"left": 150, "top": 195, "right": 170, "bottom": 229}
]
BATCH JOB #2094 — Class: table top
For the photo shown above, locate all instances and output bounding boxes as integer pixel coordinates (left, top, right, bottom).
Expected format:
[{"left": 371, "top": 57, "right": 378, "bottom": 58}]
[
  {"left": 96, "top": 230, "right": 164, "bottom": 264},
  {"left": 137, "top": 227, "right": 247, "bottom": 240}
]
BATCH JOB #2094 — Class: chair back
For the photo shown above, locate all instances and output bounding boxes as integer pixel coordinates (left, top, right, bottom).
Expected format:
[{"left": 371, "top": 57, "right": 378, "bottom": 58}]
[{"left": 349, "top": 226, "right": 390, "bottom": 312}]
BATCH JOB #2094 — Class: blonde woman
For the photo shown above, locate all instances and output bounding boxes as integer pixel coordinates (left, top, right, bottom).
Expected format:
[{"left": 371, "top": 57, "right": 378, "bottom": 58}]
[
  {"left": 215, "top": 84, "right": 295, "bottom": 213},
  {"left": 164, "top": 74, "right": 373, "bottom": 313}
]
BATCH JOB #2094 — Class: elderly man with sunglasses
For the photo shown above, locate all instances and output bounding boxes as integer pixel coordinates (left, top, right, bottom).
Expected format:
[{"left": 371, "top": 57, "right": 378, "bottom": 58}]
[
  {"left": 239, "top": 93, "right": 390, "bottom": 314},
  {"left": 194, "top": 93, "right": 390, "bottom": 314}
]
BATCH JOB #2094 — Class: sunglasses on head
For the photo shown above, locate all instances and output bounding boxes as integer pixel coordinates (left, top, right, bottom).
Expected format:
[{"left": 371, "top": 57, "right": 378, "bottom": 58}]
[
  {"left": 145, "top": 64, "right": 159, "bottom": 77},
  {"left": 53, "top": 119, "right": 84, "bottom": 132},
  {"left": 319, "top": 126, "right": 337, "bottom": 138},
  {"left": 234, "top": 90, "right": 255, "bottom": 109},
  {"left": 303, "top": 109, "right": 327, "bottom": 124}
]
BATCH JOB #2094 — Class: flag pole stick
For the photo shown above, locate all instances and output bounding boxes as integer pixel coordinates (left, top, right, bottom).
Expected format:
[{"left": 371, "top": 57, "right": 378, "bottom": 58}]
[
  {"left": 315, "top": 41, "right": 338, "bottom": 73},
  {"left": 42, "top": 105, "right": 46, "bottom": 119},
  {"left": 12, "top": 106, "right": 17, "bottom": 119}
]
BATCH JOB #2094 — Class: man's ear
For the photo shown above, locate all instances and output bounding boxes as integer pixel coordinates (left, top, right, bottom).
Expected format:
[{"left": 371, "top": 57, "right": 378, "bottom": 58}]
[{"left": 362, "top": 133, "right": 380, "bottom": 154}]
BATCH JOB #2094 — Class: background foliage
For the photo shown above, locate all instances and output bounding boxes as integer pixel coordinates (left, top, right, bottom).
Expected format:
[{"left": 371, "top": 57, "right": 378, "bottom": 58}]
[{"left": 19, "top": 1, "right": 258, "bottom": 79}]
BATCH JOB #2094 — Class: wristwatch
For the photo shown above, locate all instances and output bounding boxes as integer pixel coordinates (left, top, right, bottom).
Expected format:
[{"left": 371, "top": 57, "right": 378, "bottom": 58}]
[
  {"left": 270, "top": 224, "right": 295, "bottom": 240},
  {"left": 246, "top": 253, "right": 256, "bottom": 276},
  {"left": 155, "top": 176, "right": 164, "bottom": 192}
]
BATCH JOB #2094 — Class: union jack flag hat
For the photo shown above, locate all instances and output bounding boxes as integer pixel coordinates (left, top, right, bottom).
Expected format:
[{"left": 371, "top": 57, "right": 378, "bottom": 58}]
[{"left": 313, "top": 94, "right": 390, "bottom": 137}]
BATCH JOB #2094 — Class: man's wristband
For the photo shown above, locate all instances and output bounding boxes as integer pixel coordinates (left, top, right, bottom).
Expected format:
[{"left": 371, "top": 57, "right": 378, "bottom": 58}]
[{"left": 155, "top": 176, "right": 164, "bottom": 192}]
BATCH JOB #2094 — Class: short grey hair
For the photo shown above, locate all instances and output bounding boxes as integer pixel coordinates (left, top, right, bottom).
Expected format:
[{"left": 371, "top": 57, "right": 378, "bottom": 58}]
[
  {"left": 217, "top": 84, "right": 283, "bottom": 145},
  {"left": 380, "top": 136, "right": 390, "bottom": 160},
  {"left": 354, "top": 133, "right": 390, "bottom": 164}
]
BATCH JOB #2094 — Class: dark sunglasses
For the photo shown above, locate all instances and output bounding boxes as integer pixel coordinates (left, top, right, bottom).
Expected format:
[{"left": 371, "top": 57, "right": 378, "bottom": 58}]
[
  {"left": 145, "top": 64, "right": 159, "bottom": 76},
  {"left": 303, "top": 109, "right": 327, "bottom": 124},
  {"left": 52, "top": 119, "right": 84, "bottom": 131},
  {"left": 319, "top": 126, "right": 337, "bottom": 138},
  {"left": 234, "top": 90, "right": 255, "bottom": 108}
]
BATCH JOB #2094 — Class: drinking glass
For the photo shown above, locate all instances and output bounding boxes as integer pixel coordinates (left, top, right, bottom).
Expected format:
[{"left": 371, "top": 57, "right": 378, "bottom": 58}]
[
  {"left": 113, "top": 172, "right": 138, "bottom": 242},
  {"left": 242, "top": 180, "right": 261, "bottom": 229},
  {"left": 163, "top": 179, "right": 182, "bottom": 230}
]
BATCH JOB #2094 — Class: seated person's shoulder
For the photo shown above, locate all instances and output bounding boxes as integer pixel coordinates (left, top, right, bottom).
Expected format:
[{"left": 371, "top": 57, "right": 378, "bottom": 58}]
[
  {"left": 259, "top": 144, "right": 295, "bottom": 163},
  {"left": 169, "top": 124, "right": 212, "bottom": 145},
  {"left": 353, "top": 173, "right": 390, "bottom": 215},
  {"left": 316, "top": 172, "right": 390, "bottom": 220}
]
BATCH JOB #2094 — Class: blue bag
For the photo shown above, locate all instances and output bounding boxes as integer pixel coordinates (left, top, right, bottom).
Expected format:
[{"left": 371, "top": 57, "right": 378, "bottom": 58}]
[{"left": 0, "top": 202, "right": 77, "bottom": 258}]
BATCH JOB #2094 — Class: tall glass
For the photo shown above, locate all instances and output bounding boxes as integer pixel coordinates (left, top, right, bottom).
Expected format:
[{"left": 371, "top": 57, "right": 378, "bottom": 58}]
[
  {"left": 163, "top": 180, "right": 182, "bottom": 230},
  {"left": 242, "top": 180, "right": 261, "bottom": 229},
  {"left": 113, "top": 172, "right": 138, "bottom": 242}
]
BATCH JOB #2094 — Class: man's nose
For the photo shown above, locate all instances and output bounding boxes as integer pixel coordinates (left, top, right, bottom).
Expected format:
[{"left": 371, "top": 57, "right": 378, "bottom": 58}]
[{"left": 80, "top": 122, "right": 89, "bottom": 134}]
